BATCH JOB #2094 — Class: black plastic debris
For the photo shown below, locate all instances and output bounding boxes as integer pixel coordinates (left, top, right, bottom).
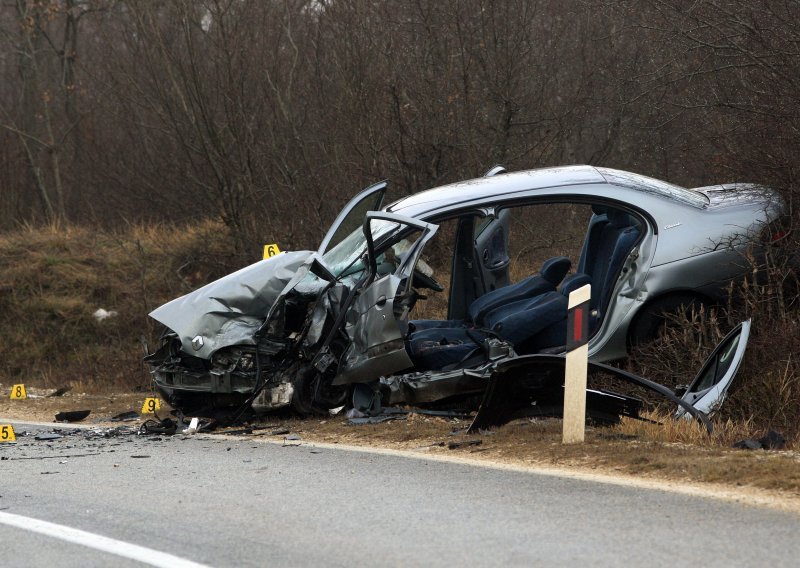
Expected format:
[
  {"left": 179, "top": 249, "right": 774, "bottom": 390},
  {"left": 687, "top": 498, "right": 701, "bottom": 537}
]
[
  {"left": 48, "top": 387, "right": 71, "bottom": 397},
  {"left": 733, "top": 430, "right": 787, "bottom": 450},
  {"left": 447, "top": 439, "right": 482, "bottom": 450},
  {"left": 111, "top": 411, "right": 140, "bottom": 422},
  {"left": 411, "top": 409, "right": 470, "bottom": 419},
  {"left": 34, "top": 433, "right": 64, "bottom": 441},
  {"left": 733, "top": 439, "right": 762, "bottom": 450},
  {"left": 54, "top": 410, "right": 90, "bottom": 422},
  {"left": 351, "top": 383, "right": 383, "bottom": 416},
  {"left": 225, "top": 427, "right": 253, "bottom": 436},
  {"left": 138, "top": 418, "right": 177, "bottom": 436},
  {"left": 759, "top": 430, "right": 786, "bottom": 450}
]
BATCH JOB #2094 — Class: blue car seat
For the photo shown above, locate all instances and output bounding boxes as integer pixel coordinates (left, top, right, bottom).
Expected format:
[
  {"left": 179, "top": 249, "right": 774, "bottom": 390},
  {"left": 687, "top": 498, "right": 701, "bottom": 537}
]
[
  {"left": 407, "top": 273, "right": 591, "bottom": 371},
  {"left": 409, "top": 256, "right": 571, "bottom": 333},
  {"left": 577, "top": 208, "right": 641, "bottom": 327}
]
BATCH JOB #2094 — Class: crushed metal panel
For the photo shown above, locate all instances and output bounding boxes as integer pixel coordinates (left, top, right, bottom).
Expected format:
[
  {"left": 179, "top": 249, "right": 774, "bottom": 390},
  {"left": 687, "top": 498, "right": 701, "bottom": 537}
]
[{"left": 148, "top": 251, "right": 315, "bottom": 358}]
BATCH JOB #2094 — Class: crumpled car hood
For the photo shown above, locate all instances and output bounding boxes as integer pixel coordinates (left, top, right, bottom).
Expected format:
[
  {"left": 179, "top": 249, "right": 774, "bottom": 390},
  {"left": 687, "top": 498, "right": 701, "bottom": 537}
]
[{"left": 149, "top": 251, "right": 315, "bottom": 359}]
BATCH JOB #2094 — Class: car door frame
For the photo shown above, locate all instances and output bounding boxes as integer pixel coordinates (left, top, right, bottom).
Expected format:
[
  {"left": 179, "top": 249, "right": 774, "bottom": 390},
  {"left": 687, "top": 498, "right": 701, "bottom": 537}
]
[
  {"left": 334, "top": 211, "right": 439, "bottom": 384},
  {"left": 317, "top": 181, "right": 388, "bottom": 256},
  {"left": 676, "top": 319, "right": 751, "bottom": 418}
]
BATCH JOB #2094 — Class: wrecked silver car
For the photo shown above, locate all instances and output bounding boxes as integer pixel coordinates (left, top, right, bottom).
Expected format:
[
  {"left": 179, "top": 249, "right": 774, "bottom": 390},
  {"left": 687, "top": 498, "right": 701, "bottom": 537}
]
[{"left": 146, "top": 166, "right": 779, "bottom": 423}]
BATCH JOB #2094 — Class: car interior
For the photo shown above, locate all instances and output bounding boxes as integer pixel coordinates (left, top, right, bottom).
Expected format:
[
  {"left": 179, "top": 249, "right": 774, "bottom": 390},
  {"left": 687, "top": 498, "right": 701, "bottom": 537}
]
[{"left": 403, "top": 204, "right": 642, "bottom": 370}]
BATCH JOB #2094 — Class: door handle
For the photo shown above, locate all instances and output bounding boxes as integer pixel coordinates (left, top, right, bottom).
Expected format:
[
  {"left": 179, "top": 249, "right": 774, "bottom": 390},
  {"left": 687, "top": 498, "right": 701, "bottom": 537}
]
[{"left": 376, "top": 295, "right": 387, "bottom": 307}]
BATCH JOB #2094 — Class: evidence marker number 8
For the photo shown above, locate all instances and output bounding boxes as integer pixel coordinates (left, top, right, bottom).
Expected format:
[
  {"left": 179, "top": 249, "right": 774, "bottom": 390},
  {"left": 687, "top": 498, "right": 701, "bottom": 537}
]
[{"left": 9, "top": 384, "right": 26, "bottom": 400}]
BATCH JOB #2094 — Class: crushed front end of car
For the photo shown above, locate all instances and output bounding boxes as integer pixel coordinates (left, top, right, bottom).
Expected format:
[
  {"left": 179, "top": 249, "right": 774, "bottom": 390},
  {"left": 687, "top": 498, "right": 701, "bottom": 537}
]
[{"left": 145, "top": 250, "right": 352, "bottom": 419}]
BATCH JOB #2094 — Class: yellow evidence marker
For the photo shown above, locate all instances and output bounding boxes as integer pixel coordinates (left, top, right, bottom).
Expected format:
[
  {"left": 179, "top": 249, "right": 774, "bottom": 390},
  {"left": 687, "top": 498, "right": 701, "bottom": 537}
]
[
  {"left": 9, "top": 384, "right": 26, "bottom": 400},
  {"left": 263, "top": 244, "right": 281, "bottom": 259},
  {"left": 0, "top": 424, "right": 16, "bottom": 442},
  {"left": 140, "top": 397, "right": 162, "bottom": 414}
]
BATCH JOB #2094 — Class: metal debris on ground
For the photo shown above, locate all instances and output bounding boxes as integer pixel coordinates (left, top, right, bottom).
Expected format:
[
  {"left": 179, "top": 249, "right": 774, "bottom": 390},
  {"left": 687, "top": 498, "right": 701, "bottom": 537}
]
[{"left": 348, "top": 414, "right": 407, "bottom": 425}]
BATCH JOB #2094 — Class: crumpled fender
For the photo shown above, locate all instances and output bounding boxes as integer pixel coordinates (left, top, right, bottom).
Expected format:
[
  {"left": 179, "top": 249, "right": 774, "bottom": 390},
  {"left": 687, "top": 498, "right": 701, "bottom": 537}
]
[{"left": 149, "top": 250, "right": 316, "bottom": 359}]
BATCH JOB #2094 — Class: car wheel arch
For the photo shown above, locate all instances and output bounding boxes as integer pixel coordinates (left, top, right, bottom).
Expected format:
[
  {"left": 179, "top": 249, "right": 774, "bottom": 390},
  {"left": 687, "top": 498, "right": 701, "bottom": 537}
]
[{"left": 627, "top": 290, "right": 716, "bottom": 347}]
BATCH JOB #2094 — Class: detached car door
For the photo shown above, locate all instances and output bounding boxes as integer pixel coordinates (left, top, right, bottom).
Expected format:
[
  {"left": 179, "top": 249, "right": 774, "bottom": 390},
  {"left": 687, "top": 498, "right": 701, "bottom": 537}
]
[
  {"left": 676, "top": 320, "right": 751, "bottom": 418},
  {"left": 335, "top": 212, "right": 439, "bottom": 384}
]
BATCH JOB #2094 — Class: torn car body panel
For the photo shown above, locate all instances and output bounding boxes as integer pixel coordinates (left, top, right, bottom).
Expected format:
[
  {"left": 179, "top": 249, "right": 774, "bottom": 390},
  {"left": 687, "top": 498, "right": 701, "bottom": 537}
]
[{"left": 466, "top": 355, "right": 714, "bottom": 433}]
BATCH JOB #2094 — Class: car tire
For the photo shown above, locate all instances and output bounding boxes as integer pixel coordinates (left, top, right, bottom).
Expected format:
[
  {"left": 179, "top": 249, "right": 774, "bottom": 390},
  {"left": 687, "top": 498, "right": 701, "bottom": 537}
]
[
  {"left": 291, "top": 363, "right": 348, "bottom": 416},
  {"left": 628, "top": 294, "right": 710, "bottom": 346}
]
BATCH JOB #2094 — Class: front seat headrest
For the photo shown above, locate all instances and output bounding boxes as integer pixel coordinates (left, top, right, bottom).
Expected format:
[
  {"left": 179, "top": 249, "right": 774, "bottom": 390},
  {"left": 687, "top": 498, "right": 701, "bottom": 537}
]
[{"left": 540, "top": 256, "right": 572, "bottom": 285}]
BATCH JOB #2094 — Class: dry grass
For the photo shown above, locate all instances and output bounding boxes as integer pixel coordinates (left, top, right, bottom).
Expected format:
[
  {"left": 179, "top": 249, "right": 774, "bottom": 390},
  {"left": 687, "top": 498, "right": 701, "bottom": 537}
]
[{"left": 0, "top": 221, "right": 241, "bottom": 391}]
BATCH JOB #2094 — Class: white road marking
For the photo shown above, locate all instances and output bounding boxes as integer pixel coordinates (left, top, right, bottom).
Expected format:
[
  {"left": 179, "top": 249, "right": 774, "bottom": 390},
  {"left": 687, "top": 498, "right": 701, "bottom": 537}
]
[{"left": 0, "top": 511, "right": 211, "bottom": 568}]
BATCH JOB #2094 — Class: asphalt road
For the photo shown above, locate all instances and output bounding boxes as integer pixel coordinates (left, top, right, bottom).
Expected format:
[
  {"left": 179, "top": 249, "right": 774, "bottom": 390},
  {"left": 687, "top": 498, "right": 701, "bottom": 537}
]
[{"left": 1, "top": 421, "right": 799, "bottom": 567}]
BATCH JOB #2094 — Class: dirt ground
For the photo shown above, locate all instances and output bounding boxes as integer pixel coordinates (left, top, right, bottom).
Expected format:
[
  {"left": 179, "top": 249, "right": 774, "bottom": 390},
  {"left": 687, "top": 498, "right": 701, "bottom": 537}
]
[{"left": 3, "top": 385, "right": 800, "bottom": 512}]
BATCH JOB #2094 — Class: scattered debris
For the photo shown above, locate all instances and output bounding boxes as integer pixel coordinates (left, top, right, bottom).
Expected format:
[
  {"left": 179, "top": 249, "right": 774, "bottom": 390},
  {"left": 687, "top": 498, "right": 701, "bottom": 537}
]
[
  {"left": 733, "top": 430, "right": 787, "bottom": 451},
  {"left": 447, "top": 439, "right": 482, "bottom": 450},
  {"left": 760, "top": 430, "right": 787, "bottom": 450},
  {"left": 284, "top": 434, "right": 301, "bottom": 441},
  {"left": 54, "top": 410, "right": 90, "bottom": 422},
  {"left": 348, "top": 415, "right": 407, "bottom": 425},
  {"left": 733, "top": 439, "right": 762, "bottom": 450},
  {"left": 34, "top": 433, "right": 64, "bottom": 441},
  {"left": 93, "top": 308, "right": 118, "bottom": 321},
  {"left": 130, "top": 455, "right": 150, "bottom": 459},
  {"left": 86, "top": 426, "right": 137, "bottom": 439},
  {"left": 225, "top": 427, "right": 253, "bottom": 436},
  {"left": 48, "top": 387, "right": 71, "bottom": 397},
  {"left": 138, "top": 418, "right": 177, "bottom": 436},
  {"left": 270, "top": 428, "right": 290, "bottom": 436},
  {"left": 111, "top": 411, "right": 140, "bottom": 422}
]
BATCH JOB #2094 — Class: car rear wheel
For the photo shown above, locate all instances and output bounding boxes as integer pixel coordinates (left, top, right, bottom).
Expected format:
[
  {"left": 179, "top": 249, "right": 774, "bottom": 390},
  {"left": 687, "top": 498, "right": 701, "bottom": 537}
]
[{"left": 628, "top": 294, "right": 710, "bottom": 346}]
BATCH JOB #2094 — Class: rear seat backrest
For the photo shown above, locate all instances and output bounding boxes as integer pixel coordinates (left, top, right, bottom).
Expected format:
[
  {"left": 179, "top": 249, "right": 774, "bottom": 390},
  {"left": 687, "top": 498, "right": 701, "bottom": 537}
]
[
  {"left": 467, "top": 256, "right": 571, "bottom": 325},
  {"left": 578, "top": 208, "right": 640, "bottom": 321}
]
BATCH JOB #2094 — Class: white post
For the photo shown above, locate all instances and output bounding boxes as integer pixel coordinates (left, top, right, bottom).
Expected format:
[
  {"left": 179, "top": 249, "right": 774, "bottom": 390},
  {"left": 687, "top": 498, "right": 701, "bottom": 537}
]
[{"left": 563, "top": 284, "right": 591, "bottom": 444}]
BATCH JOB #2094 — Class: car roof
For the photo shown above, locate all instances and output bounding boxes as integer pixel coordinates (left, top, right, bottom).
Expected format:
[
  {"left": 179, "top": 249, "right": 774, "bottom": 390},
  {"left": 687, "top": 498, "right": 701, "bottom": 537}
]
[{"left": 385, "top": 165, "right": 707, "bottom": 219}]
